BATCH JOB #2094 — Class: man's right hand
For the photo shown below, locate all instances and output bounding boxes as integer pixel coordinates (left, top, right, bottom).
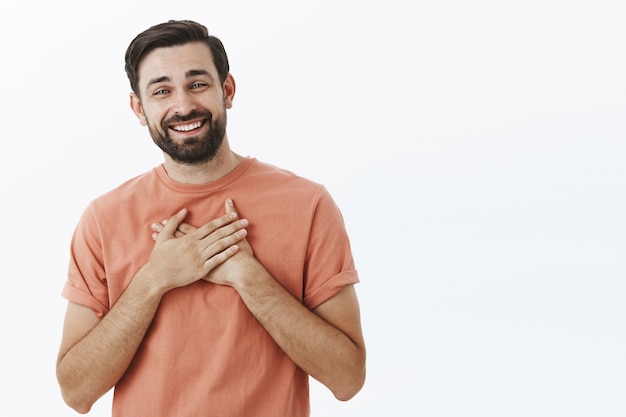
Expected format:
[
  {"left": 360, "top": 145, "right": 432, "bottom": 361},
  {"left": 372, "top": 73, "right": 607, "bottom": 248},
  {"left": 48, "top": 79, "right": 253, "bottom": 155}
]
[
  {"left": 142, "top": 208, "right": 249, "bottom": 292},
  {"left": 56, "top": 206, "right": 248, "bottom": 414}
]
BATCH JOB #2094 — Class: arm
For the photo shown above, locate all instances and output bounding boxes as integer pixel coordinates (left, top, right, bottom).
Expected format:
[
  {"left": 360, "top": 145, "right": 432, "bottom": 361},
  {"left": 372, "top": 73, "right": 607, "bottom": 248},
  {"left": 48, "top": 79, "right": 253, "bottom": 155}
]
[
  {"left": 56, "top": 209, "right": 248, "bottom": 413},
  {"left": 154, "top": 200, "right": 366, "bottom": 400},
  {"left": 231, "top": 264, "right": 366, "bottom": 400},
  {"left": 56, "top": 277, "right": 166, "bottom": 414}
]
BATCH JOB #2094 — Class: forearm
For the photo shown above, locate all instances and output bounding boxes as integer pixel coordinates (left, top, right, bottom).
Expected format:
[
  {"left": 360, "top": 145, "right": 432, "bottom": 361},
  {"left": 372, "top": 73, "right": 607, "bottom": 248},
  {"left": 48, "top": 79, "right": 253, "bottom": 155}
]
[
  {"left": 57, "top": 268, "right": 165, "bottom": 413},
  {"left": 234, "top": 267, "right": 366, "bottom": 400}
]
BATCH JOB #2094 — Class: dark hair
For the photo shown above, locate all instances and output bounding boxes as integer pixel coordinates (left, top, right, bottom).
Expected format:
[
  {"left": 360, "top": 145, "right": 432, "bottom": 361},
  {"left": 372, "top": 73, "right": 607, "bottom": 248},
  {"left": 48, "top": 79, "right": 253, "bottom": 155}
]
[{"left": 124, "top": 20, "right": 230, "bottom": 96}]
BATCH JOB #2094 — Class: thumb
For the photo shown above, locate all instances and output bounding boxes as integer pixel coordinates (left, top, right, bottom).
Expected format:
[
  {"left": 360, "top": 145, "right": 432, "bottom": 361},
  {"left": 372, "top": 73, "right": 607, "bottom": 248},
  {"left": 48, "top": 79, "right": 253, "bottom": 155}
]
[
  {"left": 225, "top": 198, "right": 238, "bottom": 217},
  {"left": 158, "top": 208, "right": 188, "bottom": 241}
]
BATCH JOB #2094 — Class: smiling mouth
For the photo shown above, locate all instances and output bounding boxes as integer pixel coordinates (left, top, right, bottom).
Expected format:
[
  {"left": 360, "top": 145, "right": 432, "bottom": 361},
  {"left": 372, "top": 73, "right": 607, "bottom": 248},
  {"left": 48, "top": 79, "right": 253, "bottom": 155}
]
[{"left": 170, "top": 120, "right": 205, "bottom": 132}]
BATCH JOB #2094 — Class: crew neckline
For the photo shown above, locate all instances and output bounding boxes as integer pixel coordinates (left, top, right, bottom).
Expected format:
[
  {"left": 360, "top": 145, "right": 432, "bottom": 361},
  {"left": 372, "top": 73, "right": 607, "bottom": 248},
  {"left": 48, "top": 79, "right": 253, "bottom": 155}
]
[{"left": 154, "top": 157, "right": 255, "bottom": 193}]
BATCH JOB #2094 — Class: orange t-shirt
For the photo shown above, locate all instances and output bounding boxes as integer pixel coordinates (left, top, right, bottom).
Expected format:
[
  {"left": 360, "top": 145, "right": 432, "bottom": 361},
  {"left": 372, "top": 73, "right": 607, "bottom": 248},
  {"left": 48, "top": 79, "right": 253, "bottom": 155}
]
[{"left": 62, "top": 157, "right": 359, "bottom": 417}]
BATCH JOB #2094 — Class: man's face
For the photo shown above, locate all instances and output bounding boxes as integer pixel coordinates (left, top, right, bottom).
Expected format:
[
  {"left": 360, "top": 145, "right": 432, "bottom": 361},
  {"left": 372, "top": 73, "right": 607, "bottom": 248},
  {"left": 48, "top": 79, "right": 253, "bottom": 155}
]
[{"left": 130, "top": 42, "right": 234, "bottom": 164}]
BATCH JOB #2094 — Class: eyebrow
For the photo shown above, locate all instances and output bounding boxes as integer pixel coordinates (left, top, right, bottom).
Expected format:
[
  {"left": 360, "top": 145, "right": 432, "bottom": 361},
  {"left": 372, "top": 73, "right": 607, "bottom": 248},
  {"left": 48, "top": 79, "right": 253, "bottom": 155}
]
[
  {"left": 146, "top": 69, "right": 215, "bottom": 89},
  {"left": 187, "top": 69, "right": 214, "bottom": 80}
]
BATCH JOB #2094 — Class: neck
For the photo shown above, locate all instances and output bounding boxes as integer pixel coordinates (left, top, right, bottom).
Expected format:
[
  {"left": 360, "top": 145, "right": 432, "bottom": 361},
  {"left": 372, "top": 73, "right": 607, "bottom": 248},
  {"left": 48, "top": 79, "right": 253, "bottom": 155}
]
[{"left": 162, "top": 138, "right": 244, "bottom": 184}]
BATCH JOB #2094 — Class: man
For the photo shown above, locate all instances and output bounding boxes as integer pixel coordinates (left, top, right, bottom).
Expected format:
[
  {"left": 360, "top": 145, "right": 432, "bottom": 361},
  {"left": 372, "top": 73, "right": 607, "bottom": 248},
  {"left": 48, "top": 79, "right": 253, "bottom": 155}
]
[{"left": 56, "top": 19, "right": 365, "bottom": 417}]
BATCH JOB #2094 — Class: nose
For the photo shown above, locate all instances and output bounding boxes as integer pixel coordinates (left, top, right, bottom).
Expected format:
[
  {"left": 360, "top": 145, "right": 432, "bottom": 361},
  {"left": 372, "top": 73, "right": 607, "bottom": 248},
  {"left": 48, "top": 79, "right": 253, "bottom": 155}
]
[{"left": 171, "top": 89, "right": 197, "bottom": 115}]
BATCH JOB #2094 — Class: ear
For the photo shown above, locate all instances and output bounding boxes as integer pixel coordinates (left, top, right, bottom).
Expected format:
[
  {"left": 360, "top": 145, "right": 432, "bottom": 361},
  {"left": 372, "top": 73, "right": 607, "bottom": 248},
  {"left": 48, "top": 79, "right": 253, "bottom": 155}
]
[
  {"left": 129, "top": 92, "right": 148, "bottom": 126},
  {"left": 223, "top": 73, "right": 236, "bottom": 109}
]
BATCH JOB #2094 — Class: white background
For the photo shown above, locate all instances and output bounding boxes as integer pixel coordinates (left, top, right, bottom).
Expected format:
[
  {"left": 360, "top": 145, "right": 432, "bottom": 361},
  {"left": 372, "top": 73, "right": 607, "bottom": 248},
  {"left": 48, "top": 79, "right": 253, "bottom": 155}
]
[{"left": 1, "top": 1, "right": 625, "bottom": 416}]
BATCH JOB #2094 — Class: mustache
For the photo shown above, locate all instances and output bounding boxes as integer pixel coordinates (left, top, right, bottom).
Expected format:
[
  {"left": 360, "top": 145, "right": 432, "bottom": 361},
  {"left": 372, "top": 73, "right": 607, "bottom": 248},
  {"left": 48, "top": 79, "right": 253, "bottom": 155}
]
[{"left": 163, "top": 110, "right": 212, "bottom": 126}]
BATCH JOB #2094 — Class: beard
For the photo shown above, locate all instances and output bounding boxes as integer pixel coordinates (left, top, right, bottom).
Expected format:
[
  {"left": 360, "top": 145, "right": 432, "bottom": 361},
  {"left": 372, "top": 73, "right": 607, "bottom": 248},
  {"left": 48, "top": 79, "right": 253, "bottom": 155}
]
[{"left": 147, "top": 108, "right": 227, "bottom": 165}]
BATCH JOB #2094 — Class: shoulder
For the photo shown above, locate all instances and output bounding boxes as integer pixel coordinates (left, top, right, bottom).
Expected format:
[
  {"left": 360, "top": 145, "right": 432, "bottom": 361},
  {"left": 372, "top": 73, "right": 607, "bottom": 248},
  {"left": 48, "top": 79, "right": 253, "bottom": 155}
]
[
  {"left": 241, "top": 159, "right": 343, "bottom": 222},
  {"left": 246, "top": 158, "right": 324, "bottom": 193},
  {"left": 89, "top": 167, "right": 159, "bottom": 213}
]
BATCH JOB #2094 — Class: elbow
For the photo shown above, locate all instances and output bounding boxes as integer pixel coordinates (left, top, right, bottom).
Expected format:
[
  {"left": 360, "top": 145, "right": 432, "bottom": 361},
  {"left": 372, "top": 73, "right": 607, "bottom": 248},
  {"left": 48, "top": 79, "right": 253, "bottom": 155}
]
[
  {"left": 331, "top": 356, "right": 366, "bottom": 401},
  {"left": 57, "top": 368, "right": 96, "bottom": 414},
  {"left": 70, "top": 403, "right": 93, "bottom": 415},
  {"left": 333, "top": 377, "right": 365, "bottom": 401},
  {"left": 60, "top": 387, "right": 95, "bottom": 415}
]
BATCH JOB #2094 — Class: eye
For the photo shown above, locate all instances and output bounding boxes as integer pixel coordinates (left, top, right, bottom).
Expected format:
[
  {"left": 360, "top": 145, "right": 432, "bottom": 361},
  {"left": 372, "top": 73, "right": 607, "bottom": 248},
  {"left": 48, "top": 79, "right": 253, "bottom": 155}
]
[
  {"left": 153, "top": 88, "right": 170, "bottom": 96},
  {"left": 191, "top": 82, "right": 209, "bottom": 90}
]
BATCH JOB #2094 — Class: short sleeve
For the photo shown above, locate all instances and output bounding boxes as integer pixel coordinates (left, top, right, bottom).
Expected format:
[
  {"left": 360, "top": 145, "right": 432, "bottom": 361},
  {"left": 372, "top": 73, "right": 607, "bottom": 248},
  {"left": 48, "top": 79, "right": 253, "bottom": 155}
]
[
  {"left": 302, "top": 187, "right": 359, "bottom": 309},
  {"left": 62, "top": 203, "right": 110, "bottom": 318}
]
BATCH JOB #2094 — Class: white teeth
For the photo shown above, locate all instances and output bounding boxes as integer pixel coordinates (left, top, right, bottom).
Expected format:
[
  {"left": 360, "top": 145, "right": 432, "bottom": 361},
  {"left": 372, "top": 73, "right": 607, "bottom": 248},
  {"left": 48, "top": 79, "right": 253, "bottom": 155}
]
[{"left": 172, "top": 121, "right": 202, "bottom": 132}]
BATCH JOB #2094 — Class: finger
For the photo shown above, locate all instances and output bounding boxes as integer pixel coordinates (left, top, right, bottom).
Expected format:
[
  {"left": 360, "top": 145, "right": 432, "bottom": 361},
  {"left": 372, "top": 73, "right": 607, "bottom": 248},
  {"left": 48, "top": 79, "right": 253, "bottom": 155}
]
[
  {"left": 225, "top": 198, "right": 237, "bottom": 216},
  {"left": 158, "top": 220, "right": 193, "bottom": 238},
  {"left": 199, "top": 218, "right": 248, "bottom": 249},
  {"left": 152, "top": 222, "right": 186, "bottom": 240},
  {"left": 201, "top": 226, "right": 248, "bottom": 258},
  {"left": 150, "top": 223, "right": 161, "bottom": 242},
  {"left": 177, "top": 222, "right": 197, "bottom": 235},
  {"left": 202, "top": 244, "right": 239, "bottom": 271},
  {"left": 151, "top": 222, "right": 164, "bottom": 233},
  {"left": 158, "top": 208, "right": 188, "bottom": 241},
  {"left": 193, "top": 211, "right": 239, "bottom": 240}
]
